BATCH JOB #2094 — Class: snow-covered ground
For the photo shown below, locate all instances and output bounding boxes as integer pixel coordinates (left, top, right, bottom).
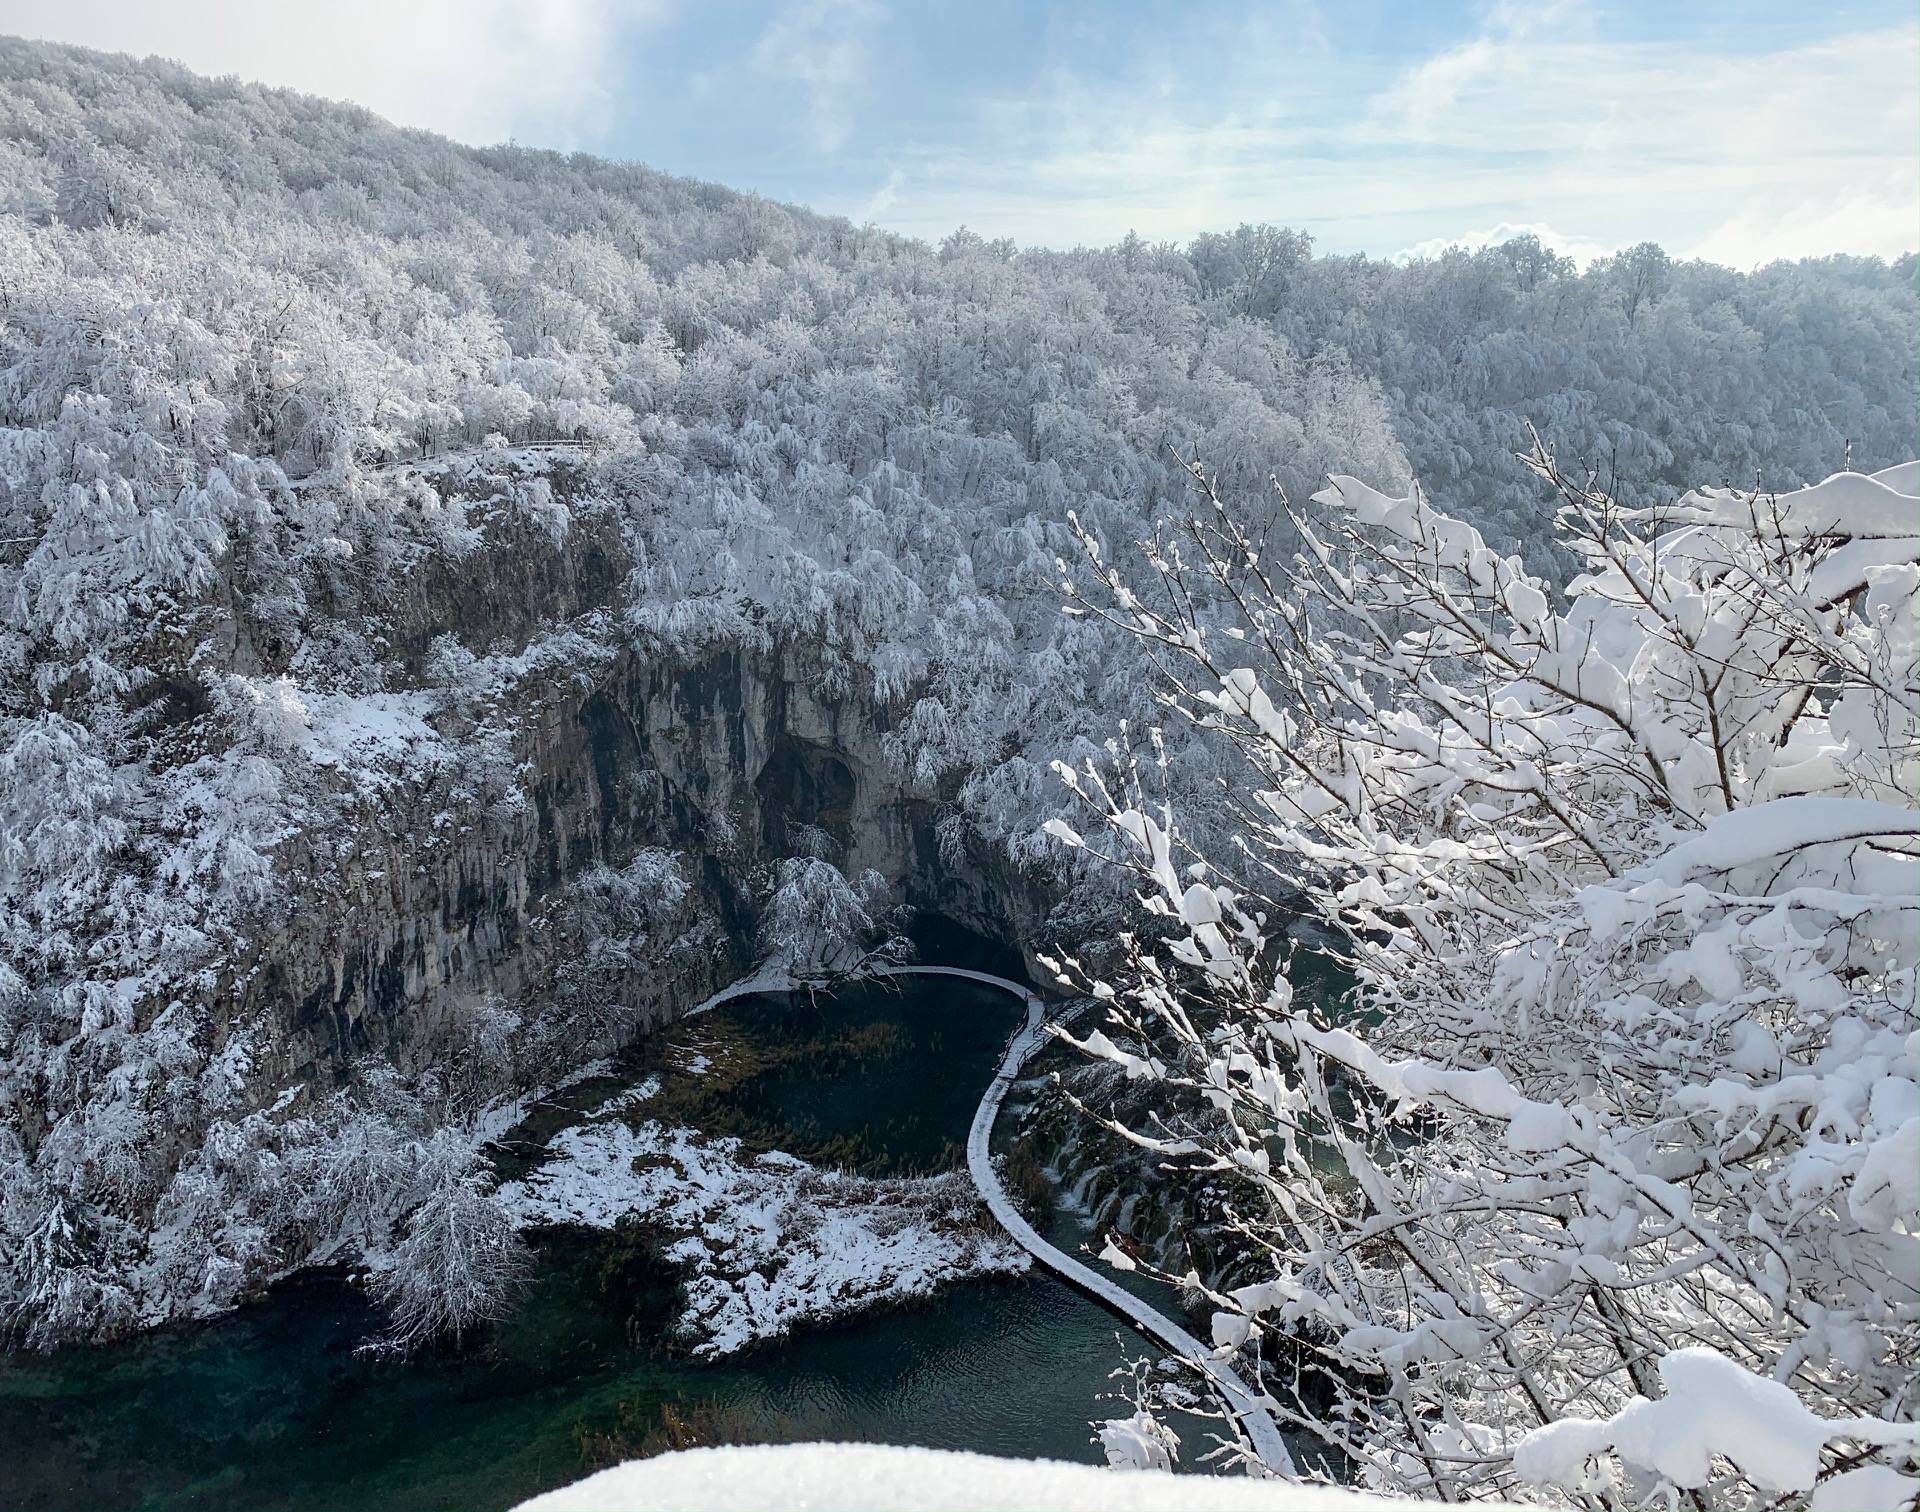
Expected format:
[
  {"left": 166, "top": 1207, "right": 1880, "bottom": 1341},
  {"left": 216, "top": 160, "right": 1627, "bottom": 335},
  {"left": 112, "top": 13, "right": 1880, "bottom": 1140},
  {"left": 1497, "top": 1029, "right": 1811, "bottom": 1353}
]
[
  {"left": 585, "top": 1076, "right": 661, "bottom": 1119},
  {"left": 511, "top": 1444, "right": 1467, "bottom": 1511},
  {"left": 496, "top": 1119, "right": 1027, "bottom": 1355}
]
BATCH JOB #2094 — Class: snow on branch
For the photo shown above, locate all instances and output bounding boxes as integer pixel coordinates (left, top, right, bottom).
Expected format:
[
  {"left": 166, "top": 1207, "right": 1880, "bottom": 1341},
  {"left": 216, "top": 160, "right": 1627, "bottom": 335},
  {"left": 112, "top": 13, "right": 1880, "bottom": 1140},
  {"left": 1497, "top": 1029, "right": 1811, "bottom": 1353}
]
[{"left": 1050, "top": 443, "right": 1919, "bottom": 1505}]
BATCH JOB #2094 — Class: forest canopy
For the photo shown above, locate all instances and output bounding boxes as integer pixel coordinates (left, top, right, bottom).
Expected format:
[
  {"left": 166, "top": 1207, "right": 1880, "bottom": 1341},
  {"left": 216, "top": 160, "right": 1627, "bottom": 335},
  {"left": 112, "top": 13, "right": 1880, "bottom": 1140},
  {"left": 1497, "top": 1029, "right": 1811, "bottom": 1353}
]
[{"left": 0, "top": 37, "right": 1914, "bottom": 1353}]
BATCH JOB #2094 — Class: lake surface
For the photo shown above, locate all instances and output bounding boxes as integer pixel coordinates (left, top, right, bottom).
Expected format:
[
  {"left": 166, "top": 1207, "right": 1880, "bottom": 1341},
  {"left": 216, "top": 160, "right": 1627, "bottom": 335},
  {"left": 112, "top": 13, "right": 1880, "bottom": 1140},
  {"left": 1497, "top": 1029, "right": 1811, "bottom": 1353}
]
[{"left": 0, "top": 976, "right": 1219, "bottom": 1512}]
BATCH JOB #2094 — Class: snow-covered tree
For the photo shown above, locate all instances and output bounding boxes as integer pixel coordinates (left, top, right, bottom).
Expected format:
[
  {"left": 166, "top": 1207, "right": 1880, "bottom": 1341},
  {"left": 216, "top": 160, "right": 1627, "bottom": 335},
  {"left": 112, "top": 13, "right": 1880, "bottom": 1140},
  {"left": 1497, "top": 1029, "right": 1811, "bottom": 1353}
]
[
  {"left": 0, "top": 34, "right": 1912, "bottom": 1348},
  {"left": 369, "top": 1132, "right": 531, "bottom": 1352},
  {"left": 0, "top": 1188, "right": 133, "bottom": 1349},
  {"left": 757, "top": 857, "right": 910, "bottom": 981},
  {"left": 1046, "top": 447, "right": 1919, "bottom": 1506}
]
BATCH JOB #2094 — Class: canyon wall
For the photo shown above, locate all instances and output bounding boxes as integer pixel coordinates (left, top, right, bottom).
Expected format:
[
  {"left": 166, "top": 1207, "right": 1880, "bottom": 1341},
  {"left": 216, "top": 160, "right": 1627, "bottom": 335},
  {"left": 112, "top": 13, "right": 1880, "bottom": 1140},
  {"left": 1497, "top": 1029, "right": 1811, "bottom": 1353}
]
[{"left": 226, "top": 502, "right": 1049, "bottom": 1100}]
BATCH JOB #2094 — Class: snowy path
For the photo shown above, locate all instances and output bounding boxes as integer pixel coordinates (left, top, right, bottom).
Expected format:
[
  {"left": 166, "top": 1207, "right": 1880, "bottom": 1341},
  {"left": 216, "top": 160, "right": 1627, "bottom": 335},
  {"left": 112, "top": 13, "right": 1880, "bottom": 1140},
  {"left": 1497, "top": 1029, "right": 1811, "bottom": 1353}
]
[
  {"left": 689, "top": 962, "right": 1047, "bottom": 1015},
  {"left": 951, "top": 977, "right": 1298, "bottom": 1478},
  {"left": 687, "top": 959, "right": 1296, "bottom": 1477},
  {"left": 871, "top": 962, "right": 1039, "bottom": 996}
]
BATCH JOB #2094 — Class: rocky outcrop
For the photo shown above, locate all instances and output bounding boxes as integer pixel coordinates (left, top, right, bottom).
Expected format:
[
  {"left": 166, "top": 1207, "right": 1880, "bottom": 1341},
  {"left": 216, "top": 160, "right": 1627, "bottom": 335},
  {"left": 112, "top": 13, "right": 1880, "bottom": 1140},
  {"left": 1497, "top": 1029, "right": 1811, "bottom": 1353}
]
[{"left": 230, "top": 508, "right": 1049, "bottom": 1101}]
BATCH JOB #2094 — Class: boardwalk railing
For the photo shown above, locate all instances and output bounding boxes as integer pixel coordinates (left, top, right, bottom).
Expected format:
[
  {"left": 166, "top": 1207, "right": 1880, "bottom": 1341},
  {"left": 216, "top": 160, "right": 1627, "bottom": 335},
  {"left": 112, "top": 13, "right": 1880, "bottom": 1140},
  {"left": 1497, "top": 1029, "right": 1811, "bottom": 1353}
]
[
  {"left": 689, "top": 960, "right": 1297, "bottom": 1478},
  {"left": 957, "top": 981, "right": 1298, "bottom": 1479}
]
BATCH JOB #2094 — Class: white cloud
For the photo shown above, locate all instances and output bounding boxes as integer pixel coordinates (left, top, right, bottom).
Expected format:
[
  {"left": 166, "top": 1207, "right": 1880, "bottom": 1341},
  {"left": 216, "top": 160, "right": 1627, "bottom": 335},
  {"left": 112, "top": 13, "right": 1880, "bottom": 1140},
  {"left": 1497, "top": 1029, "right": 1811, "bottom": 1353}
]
[
  {"left": 749, "top": 0, "right": 887, "bottom": 153},
  {"left": 1392, "top": 221, "right": 1620, "bottom": 268},
  {"left": 857, "top": 166, "right": 905, "bottom": 224},
  {"left": 839, "top": 7, "right": 1917, "bottom": 264},
  {"left": 3, "top": 0, "right": 667, "bottom": 147},
  {"left": 1685, "top": 170, "right": 1919, "bottom": 268},
  {"left": 1356, "top": 7, "right": 1918, "bottom": 263},
  {"left": 1384, "top": 0, "right": 1588, "bottom": 141}
]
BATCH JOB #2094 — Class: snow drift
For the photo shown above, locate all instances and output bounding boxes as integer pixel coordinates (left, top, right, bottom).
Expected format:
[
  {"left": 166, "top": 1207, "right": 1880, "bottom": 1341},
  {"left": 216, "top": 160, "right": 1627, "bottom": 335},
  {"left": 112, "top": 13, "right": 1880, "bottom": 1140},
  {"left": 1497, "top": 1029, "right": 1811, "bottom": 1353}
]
[{"left": 511, "top": 1443, "right": 1472, "bottom": 1512}]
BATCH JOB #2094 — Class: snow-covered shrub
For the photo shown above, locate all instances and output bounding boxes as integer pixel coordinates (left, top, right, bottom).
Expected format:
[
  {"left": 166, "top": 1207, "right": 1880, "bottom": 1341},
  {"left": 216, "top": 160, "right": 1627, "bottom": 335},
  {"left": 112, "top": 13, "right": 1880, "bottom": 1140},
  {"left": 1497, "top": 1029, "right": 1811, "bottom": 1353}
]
[
  {"left": 584, "top": 849, "right": 692, "bottom": 927},
  {"left": 1099, "top": 1409, "right": 1182, "bottom": 1473},
  {"left": 369, "top": 1131, "right": 531, "bottom": 1352},
  {"left": 756, "top": 857, "right": 909, "bottom": 981},
  {"left": 431, "top": 994, "right": 524, "bottom": 1111},
  {"left": 548, "top": 850, "right": 696, "bottom": 1044},
  {"left": 213, "top": 675, "right": 314, "bottom": 755},
  {"left": 1047, "top": 447, "right": 1919, "bottom": 1505}
]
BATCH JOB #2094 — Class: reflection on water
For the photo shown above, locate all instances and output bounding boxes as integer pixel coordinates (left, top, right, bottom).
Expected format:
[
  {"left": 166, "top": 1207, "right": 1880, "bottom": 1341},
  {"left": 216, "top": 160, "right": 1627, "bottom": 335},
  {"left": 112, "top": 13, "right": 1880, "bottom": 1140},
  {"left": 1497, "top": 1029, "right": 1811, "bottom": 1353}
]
[{"left": 0, "top": 977, "right": 1200, "bottom": 1512}]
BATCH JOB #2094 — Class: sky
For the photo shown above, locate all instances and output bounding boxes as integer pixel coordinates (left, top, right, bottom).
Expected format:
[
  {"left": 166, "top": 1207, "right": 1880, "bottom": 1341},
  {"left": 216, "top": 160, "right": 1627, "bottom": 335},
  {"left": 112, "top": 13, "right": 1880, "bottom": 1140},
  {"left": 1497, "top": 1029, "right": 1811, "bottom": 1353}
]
[{"left": 3, "top": 0, "right": 1916, "bottom": 266}]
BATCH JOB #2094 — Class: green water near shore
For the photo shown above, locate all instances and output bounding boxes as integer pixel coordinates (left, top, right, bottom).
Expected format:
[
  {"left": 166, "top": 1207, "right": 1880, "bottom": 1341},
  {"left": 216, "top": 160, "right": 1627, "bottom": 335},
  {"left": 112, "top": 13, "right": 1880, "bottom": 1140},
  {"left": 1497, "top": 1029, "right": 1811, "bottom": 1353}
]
[{"left": 0, "top": 976, "right": 1202, "bottom": 1512}]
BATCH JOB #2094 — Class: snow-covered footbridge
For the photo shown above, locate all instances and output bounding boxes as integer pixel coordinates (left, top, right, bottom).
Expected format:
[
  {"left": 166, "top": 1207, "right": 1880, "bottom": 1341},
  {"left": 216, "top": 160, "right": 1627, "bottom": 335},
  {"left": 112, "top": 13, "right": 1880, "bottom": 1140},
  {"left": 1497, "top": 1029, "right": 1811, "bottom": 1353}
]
[
  {"left": 695, "top": 960, "right": 1296, "bottom": 1477},
  {"left": 900, "top": 968, "right": 1297, "bottom": 1479}
]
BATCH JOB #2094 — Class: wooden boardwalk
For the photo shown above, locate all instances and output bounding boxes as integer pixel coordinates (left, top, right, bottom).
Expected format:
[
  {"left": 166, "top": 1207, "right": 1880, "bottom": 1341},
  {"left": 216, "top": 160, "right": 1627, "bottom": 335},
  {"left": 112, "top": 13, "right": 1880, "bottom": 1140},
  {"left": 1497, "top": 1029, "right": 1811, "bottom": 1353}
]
[
  {"left": 953, "top": 976, "right": 1298, "bottom": 1479},
  {"left": 691, "top": 959, "right": 1297, "bottom": 1477}
]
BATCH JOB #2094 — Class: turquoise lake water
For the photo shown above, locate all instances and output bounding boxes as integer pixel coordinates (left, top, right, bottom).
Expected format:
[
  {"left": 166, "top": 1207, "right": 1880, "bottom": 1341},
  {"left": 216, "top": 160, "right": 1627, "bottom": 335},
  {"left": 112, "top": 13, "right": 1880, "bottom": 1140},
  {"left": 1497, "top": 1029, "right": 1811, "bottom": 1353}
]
[{"left": 0, "top": 976, "right": 1222, "bottom": 1511}]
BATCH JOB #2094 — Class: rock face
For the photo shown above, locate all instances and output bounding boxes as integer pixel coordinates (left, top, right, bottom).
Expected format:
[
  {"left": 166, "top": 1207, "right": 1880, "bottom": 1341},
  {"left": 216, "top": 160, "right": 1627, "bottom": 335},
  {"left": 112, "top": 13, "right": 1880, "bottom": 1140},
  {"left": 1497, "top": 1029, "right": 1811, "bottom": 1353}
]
[
  {"left": 3, "top": 453, "right": 1065, "bottom": 1346},
  {"left": 231, "top": 513, "right": 1045, "bottom": 1105}
]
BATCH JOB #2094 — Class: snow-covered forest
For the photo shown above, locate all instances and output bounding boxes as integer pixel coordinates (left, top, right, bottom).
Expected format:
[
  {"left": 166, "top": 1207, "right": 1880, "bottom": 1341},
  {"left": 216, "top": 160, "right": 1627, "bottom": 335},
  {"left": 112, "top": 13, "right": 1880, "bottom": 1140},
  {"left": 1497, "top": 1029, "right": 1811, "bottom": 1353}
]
[
  {"left": 0, "top": 35, "right": 1914, "bottom": 1507},
  {"left": 1047, "top": 448, "right": 1918, "bottom": 1506}
]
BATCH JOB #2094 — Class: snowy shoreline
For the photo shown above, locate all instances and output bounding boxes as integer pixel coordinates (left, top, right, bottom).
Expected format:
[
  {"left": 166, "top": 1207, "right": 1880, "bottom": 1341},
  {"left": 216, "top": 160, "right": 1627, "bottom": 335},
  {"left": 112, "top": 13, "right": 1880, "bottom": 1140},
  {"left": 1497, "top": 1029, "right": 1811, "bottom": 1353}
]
[{"left": 497, "top": 1115, "right": 1028, "bottom": 1356}]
